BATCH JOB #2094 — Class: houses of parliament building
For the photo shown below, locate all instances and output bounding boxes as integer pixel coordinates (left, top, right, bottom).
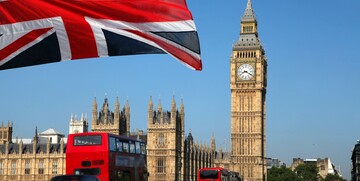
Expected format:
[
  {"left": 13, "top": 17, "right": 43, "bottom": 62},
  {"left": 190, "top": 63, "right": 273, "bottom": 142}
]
[
  {"left": 0, "top": 0, "right": 267, "bottom": 180},
  {"left": 0, "top": 96, "right": 222, "bottom": 181}
]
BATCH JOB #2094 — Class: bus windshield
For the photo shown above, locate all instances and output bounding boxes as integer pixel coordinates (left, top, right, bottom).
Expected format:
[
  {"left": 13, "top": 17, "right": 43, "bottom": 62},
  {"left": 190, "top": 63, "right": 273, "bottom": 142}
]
[
  {"left": 200, "top": 170, "right": 219, "bottom": 179},
  {"left": 74, "top": 135, "right": 102, "bottom": 146}
]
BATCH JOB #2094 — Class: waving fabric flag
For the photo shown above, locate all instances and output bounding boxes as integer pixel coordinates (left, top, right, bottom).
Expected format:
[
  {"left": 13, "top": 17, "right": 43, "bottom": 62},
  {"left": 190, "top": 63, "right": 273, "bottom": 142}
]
[{"left": 0, "top": 0, "right": 202, "bottom": 71}]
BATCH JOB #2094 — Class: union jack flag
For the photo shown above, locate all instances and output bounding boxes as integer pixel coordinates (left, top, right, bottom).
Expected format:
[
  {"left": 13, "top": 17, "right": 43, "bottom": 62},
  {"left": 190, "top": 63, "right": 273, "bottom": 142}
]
[{"left": 0, "top": 0, "right": 202, "bottom": 70}]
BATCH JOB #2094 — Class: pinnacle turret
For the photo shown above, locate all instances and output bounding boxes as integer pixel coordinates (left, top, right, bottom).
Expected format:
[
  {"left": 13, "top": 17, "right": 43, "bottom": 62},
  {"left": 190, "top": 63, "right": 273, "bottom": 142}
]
[
  {"left": 171, "top": 96, "right": 176, "bottom": 112},
  {"left": 148, "top": 96, "right": 153, "bottom": 110},
  {"left": 115, "top": 96, "right": 120, "bottom": 110},
  {"left": 92, "top": 97, "right": 97, "bottom": 108}
]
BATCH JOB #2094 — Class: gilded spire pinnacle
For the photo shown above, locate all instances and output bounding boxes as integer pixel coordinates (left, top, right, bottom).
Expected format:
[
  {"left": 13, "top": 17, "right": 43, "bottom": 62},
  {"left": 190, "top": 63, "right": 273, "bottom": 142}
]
[
  {"left": 234, "top": 0, "right": 261, "bottom": 48},
  {"left": 247, "top": 0, "right": 252, "bottom": 8},
  {"left": 241, "top": 0, "right": 256, "bottom": 22}
]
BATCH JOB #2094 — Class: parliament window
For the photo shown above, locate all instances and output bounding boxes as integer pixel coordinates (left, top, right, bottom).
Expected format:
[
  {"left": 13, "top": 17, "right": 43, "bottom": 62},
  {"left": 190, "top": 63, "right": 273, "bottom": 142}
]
[
  {"left": 158, "top": 134, "right": 165, "bottom": 146},
  {"left": 38, "top": 159, "right": 44, "bottom": 174},
  {"left": 25, "top": 159, "right": 30, "bottom": 174},
  {"left": 11, "top": 160, "right": 16, "bottom": 175},
  {"left": 157, "top": 158, "right": 166, "bottom": 173},
  {"left": 52, "top": 160, "right": 58, "bottom": 174}
]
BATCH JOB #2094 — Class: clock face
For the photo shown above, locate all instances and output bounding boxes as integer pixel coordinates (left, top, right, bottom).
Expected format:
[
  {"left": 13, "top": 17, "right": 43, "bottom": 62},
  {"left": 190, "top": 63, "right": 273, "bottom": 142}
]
[{"left": 237, "top": 64, "right": 254, "bottom": 80}]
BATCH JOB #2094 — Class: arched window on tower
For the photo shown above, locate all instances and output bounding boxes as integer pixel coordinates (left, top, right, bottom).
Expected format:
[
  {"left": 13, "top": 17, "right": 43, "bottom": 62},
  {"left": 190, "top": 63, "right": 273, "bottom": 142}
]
[
  {"left": 157, "top": 133, "right": 165, "bottom": 147},
  {"left": 157, "top": 157, "right": 166, "bottom": 173}
]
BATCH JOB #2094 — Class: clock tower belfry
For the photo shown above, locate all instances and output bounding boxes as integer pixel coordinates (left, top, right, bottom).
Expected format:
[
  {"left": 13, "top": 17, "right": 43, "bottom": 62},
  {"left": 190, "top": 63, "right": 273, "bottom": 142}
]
[{"left": 230, "top": 0, "right": 267, "bottom": 181}]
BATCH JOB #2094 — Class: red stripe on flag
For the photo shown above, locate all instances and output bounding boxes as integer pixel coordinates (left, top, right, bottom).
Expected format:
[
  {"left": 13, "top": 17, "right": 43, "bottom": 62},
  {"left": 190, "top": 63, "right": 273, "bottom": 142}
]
[
  {"left": 62, "top": 17, "right": 98, "bottom": 59},
  {"left": 129, "top": 30, "right": 202, "bottom": 70},
  {"left": 0, "top": 1, "right": 194, "bottom": 24},
  {"left": 0, "top": 28, "right": 53, "bottom": 63}
]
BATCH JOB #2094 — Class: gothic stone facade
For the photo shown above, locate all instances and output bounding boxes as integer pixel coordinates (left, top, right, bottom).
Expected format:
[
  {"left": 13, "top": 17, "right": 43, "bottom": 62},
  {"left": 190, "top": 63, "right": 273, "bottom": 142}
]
[
  {"left": 92, "top": 97, "right": 130, "bottom": 136},
  {"left": 0, "top": 138, "right": 66, "bottom": 181},
  {"left": 230, "top": 0, "right": 267, "bottom": 180},
  {"left": 0, "top": 97, "right": 216, "bottom": 181},
  {"left": 0, "top": 122, "right": 13, "bottom": 144},
  {"left": 146, "top": 97, "right": 215, "bottom": 181},
  {"left": 69, "top": 114, "right": 88, "bottom": 134},
  {"left": 147, "top": 97, "right": 184, "bottom": 181},
  {"left": 183, "top": 132, "right": 216, "bottom": 181}
]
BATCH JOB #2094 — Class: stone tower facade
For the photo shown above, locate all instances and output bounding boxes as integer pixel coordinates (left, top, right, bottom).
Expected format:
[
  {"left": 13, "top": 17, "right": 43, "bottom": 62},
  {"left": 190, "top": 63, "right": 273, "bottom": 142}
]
[
  {"left": 0, "top": 121, "right": 13, "bottom": 144},
  {"left": 91, "top": 97, "right": 130, "bottom": 136},
  {"left": 69, "top": 114, "right": 88, "bottom": 134},
  {"left": 230, "top": 0, "right": 267, "bottom": 180},
  {"left": 147, "top": 96, "right": 184, "bottom": 181},
  {"left": 183, "top": 132, "right": 216, "bottom": 181}
]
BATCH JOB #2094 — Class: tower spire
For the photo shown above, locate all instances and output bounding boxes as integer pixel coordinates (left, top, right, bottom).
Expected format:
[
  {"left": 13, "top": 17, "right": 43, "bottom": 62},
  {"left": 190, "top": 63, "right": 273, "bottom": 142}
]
[
  {"left": 34, "top": 126, "right": 38, "bottom": 143},
  {"left": 241, "top": 0, "right": 256, "bottom": 22},
  {"left": 235, "top": 0, "right": 261, "bottom": 49},
  {"left": 171, "top": 96, "right": 176, "bottom": 112},
  {"left": 92, "top": 97, "right": 98, "bottom": 129},
  {"left": 211, "top": 132, "right": 216, "bottom": 151},
  {"left": 115, "top": 96, "right": 120, "bottom": 110},
  {"left": 92, "top": 97, "right": 97, "bottom": 109},
  {"left": 148, "top": 96, "right": 153, "bottom": 110}
]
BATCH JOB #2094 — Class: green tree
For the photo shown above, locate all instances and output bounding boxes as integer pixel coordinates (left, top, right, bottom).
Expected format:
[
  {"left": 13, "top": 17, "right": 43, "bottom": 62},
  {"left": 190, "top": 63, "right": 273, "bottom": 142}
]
[
  {"left": 294, "top": 163, "right": 319, "bottom": 181},
  {"left": 267, "top": 166, "right": 299, "bottom": 181},
  {"left": 323, "top": 174, "right": 347, "bottom": 181}
]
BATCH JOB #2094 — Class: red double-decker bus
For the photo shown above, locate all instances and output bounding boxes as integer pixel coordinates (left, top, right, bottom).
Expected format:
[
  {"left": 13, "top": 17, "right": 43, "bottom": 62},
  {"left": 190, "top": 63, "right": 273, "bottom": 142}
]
[
  {"left": 66, "top": 132, "right": 148, "bottom": 181},
  {"left": 198, "top": 167, "right": 241, "bottom": 181}
]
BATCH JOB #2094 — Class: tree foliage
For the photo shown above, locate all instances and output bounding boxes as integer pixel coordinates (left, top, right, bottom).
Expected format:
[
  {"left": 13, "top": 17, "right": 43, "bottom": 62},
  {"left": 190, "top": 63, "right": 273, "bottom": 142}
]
[
  {"left": 267, "top": 163, "right": 347, "bottom": 181},
  {"left": 267, "top": 166, "right": 298, "bottom": 181},
  {"left": 323, "top": 173, "right": 347, "bottom": 181},
  {"left": 294, "top": 163, "right": 318, "bottom": 181}
]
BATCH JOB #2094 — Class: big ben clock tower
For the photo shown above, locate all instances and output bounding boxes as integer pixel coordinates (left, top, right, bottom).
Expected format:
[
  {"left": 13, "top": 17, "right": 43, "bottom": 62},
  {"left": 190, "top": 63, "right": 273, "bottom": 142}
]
[{"left": 230, "top": 0, "right": 267, "bottom": 181}]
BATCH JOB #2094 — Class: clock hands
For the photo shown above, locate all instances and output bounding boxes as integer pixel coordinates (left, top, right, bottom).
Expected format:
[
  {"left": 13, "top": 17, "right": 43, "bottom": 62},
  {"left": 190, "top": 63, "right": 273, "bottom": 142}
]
[
  {"left": 241, "top": 70, "right": 253, "bottom": 76},
  {"left": 238, "top": 64, "right": 254, "bottom": 80}
]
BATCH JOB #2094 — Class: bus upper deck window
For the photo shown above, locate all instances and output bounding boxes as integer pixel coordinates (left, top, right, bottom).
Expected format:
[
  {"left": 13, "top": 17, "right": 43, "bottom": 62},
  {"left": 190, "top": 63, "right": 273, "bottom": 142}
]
[
  {"left": 74, "top": 135, "right": 102, "bottom": 146},
  {"left": 129, "top": 141, "right": 135, "bottom": 153},
  {"left": 116, "top": 139, "right": 123, "bottom": 152},
  {"left": 109, "top": 137, "right": 116, "bottom": 151},
  {"left": 135, "top": 141, "right": 141, "bottom": 154},
  {"left": 141, "top": 143, "right": 146, "bottom": 155},
  {"left": 123, "top": 142, "right": 129, "bottom": 153}
]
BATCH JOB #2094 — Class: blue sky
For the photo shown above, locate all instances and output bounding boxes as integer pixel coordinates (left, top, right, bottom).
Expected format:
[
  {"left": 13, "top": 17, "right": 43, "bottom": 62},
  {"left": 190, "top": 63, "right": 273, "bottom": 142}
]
[{"left": 1, "top": 0, "right": 360, "bottom": 179}]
